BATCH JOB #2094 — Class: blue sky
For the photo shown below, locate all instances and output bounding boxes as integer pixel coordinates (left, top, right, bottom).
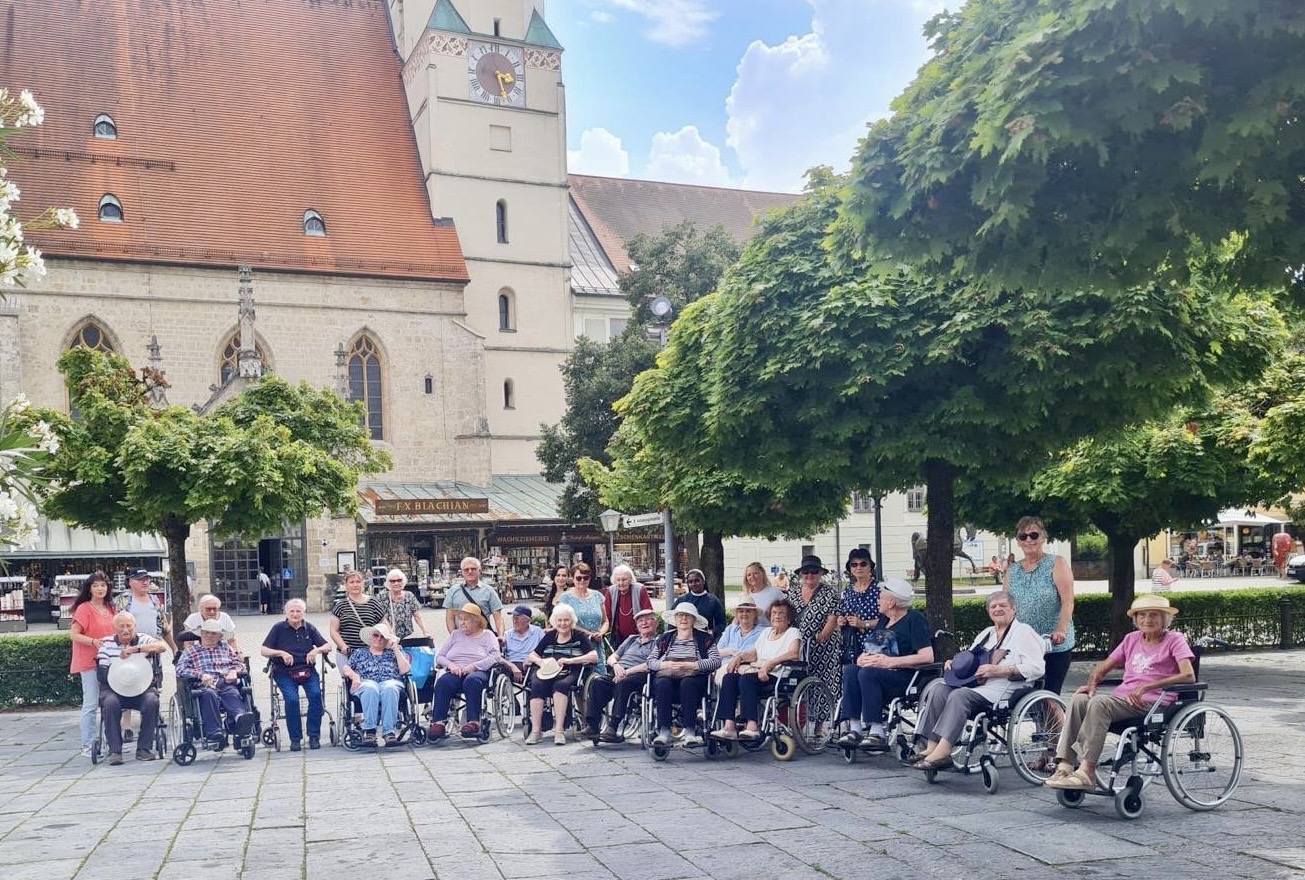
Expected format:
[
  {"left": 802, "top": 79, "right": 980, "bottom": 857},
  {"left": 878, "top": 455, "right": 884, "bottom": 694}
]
[{"left": 548, "top": 0, "right": 948, "bottom": 192}]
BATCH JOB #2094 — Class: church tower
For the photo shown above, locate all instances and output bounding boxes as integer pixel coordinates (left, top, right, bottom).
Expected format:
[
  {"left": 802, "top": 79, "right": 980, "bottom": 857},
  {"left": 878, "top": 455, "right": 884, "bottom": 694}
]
[{"left": 390, "top": 0, "right": 570, "bottom": 475}]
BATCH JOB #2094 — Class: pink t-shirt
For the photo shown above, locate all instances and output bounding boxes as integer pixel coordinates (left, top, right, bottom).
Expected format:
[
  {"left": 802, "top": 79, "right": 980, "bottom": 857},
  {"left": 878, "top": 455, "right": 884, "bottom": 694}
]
[
  {"left": 1108, "top": 630, "right": 1194, "bottom": 703},
  {"left": 70, "top": 602, "right": 117, "bottom": 673}
]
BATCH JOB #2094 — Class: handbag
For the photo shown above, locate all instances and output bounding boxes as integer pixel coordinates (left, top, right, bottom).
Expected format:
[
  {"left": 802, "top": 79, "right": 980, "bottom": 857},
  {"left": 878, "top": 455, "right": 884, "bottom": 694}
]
[
  {"left": 287, "top": 665, "right": 314, "bottom": 686},
  {"left": 404, "top": 645, "right": 436, "bottom": 690}
]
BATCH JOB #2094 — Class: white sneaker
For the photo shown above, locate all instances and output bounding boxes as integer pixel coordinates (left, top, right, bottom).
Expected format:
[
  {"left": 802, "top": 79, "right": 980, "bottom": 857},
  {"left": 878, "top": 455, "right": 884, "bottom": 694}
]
[
  {"left": 80, "top": 745, "right": 93, "bottom": 758},
  {"left": 682, "top": 733, "right": 703, "bottom": 748},
  {"left": 652, "top": 731, "right": 670, "bottom": 747},
  {"left": 525, "top": 730, "right": 542, "bottom": 745}
]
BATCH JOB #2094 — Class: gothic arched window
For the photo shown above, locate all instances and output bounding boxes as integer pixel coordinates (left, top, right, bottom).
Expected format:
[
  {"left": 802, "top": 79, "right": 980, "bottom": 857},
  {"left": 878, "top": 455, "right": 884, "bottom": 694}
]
[
  {"left": 219, "top": 332, "right": 269, "bottom": 383},
  {"left": 348, "top": 334, "right": 385, "bottom": 440}
]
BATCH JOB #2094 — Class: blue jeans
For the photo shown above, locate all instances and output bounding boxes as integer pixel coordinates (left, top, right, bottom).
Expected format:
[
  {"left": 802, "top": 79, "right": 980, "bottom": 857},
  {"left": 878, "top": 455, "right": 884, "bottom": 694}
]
[
  {"left": 79, "top": 670, "right": 100, "bottom": 748},
  {"left": 839, "top": 664, "right": 915, "bottom": 725},
  {"left": 432, "top": 670, "right": 489, "bottom": 723},
  {"left": 274, "top": 673, "right": 323, "bottom": 742},
  {"left": 356, "top": 679, "right": 403, "bottom": 735},
  {"left": 193, "top": 680, "right": 249, "bottom": 736}
]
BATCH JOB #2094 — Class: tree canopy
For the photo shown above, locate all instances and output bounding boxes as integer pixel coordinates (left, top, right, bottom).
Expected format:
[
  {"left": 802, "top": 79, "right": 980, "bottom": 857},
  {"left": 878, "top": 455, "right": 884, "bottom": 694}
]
[
  {"left": 638, "top": 168, "right": 1283, "bottom": 630},
  {"left": 838, "top": 0, "right": 1305, "bottom": 293},
  {"left": 34, "top": 348, "right": 390, "bottom": 629}
]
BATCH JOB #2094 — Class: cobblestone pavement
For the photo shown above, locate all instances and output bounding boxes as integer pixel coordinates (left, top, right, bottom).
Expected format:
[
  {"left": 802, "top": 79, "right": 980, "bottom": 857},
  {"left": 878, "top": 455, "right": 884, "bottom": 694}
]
[{"left": 2, "top": 614, "right": 1304, "bottom": 880}]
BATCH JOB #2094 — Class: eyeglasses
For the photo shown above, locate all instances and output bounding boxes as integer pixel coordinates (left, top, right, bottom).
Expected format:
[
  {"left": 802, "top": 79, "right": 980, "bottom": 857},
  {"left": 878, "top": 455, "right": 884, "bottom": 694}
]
[
  {"left": 573, "top": 575, "right": 590, "bottom": 581},
  {"left": 387, "top": 578, "right": 403, "bottom": 583},
  {"left": 849, "top": 561, "right": 870, "bottom": 568},
  {"left": 1017, "top": 531, "right": 1041, "bottom": 541}
]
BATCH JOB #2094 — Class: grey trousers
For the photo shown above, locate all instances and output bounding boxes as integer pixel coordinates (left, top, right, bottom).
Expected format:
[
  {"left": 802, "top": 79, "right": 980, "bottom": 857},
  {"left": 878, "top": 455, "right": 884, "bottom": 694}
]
[
  {"left": 1056, "top": 691, "right": 1140, "bottom": 765},
  {"left": 916, "top": 678, "right": 993, "bottom": 746}
]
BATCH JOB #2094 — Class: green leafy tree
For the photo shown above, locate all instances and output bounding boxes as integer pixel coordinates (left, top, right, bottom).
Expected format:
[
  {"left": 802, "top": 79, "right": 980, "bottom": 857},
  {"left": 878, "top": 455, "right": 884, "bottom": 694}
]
[
  {"left": 958, "top": 400, "right": 1287, "bottom": 644},
  {"left": 537, "top": 222, "right": 740, "bottom": 533},
  {"left": 582, "top": 295, "right": 850, "bottom": 599},
  {"left": 686, "top": 169, "right": 1282, "bottom": 631},
  {"left": 839, "top": 0, "right": 1305, "bottom": 292},
  {"left": 34, "top": 349, "right": 390, "bottom": 630}
]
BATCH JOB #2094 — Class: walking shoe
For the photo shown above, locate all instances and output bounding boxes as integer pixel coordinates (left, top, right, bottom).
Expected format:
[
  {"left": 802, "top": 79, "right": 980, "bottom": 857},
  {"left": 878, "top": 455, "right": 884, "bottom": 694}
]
[
  {"left": 861, "top": 734, "right": 889, "bottom": 753},
  {"left": 525, "top": 730, "right": 542, "bottom": 745},
  {"left": 362, "top": 730, "right": 378, "bottom": 747},
  {"left": 107, "top": 753, "right": 124, "bottom": 766},
  {"left": 1043, "top": 763, "right": 1077, "bottom": 788},
  {"left": 289, "top": 740, "right": 302, "bottom": 752},
  {"left": 738, "top": 729, "right": 761, "bottom": 741},
  {"left": 553, "top": 730, "right": 567, "bottom": 746},
  {"left": 307, "top": 738, "right": 321, "bottom": 750},
  {"left": 135, "top": 749, "right": 157, "bottom": 762},
  {"left": 1053, "top": 768, "right": 1098, "bottom": 790},
  {"left": 122, "top": 729, "right": 135, "bottom": 744},
  {"left": 205, "top": 735, "right": 226, "bottom": 751},
  {"left": 459, "top": 721, "right": 481, "bottom": 739},
  {"left": 428, "top": 722, "right": 447, "bottom": 740},
  {"left": 710, "top": 728, "right": 738, "bottom": 741},
  {"left": 234, "top": 713, "right": 257, "bottom": 739},
  {"left": 80, "top": 745, "right": 93, "bottom": 758},
  {"left": 837, "top": 731, "right": 863, "bottom": 748},
  {"left": 652, "top": 731, "right": 671, "bottom": 747},
  {"left": 682, "top": 733, "right": 704, "bottom": 748},
  {"left": 598, "top": 729, "right": 625, "bottom": 744},
  {"left": 579, "top": 725, "right": 598, "bottom": 739},
  {"left": 383, "top": 732, "right": 399, "bottom": 747}
]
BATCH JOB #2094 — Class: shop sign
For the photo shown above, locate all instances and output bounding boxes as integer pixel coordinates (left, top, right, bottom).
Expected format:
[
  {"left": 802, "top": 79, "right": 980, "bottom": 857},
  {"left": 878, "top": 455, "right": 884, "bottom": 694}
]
[{"left": 374, "top": 498, "right": 490, "bottom": 515}]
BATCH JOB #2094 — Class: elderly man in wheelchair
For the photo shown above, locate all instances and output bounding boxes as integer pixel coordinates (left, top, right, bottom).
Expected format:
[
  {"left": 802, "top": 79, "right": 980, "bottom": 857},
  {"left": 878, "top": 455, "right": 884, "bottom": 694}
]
[
  {"left": 97, "top": 611, "right": 167, "bottom": 764},
  {"left": 1045, "top": 594, "right": 1195, "bottom": 793},
  {"left": 176, "top": 618, "right": 258, "bottom": 750}
]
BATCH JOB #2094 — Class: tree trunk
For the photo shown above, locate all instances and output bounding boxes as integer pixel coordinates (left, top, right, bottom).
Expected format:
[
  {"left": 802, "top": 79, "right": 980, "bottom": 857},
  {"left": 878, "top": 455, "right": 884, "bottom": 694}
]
[
  {"left": 1106, "top": 530, "right": 1139, "bottom": 649},
  {"left": 700, "top": 530, "right": 725, "bottom": 602},
  {"left": 923, "top": 459, "right": 958, "bottom": 636},
  {"left": 685, "top": 531, "right": 701, "bottom": 574},
  {"left": 163, "top": 515, "right": 193, "bottom": 635}
]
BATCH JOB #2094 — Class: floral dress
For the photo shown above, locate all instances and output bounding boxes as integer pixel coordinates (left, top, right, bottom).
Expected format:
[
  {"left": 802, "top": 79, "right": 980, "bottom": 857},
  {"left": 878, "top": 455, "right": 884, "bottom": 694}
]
[
  {"left": 787, "top": 582, "right": 841, "bottom": 699},
  {"left": 560, "top": 589, "right": 608, "bottom": 675}
]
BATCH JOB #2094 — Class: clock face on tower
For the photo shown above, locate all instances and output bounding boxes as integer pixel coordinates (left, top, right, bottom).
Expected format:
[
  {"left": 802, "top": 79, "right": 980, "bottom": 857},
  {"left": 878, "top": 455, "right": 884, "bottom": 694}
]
[{"left": 467, "top": 41, "right": 526, "bottom": 107}]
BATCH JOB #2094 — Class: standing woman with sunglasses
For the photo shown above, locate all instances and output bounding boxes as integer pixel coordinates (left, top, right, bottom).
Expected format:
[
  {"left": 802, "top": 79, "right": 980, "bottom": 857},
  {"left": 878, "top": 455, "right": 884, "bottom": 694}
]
[{"left": 1005, "top": 516, "right": 1075, "bottom": 696}]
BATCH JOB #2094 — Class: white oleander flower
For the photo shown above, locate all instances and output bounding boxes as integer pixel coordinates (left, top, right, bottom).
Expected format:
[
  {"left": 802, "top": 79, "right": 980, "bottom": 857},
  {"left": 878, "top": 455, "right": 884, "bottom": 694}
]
[
  {"left": 54, "top": 208, "right": 79, "bottom": 229},
  {"left": 13, "top": 91, "right": 44, "bottom": 127}
]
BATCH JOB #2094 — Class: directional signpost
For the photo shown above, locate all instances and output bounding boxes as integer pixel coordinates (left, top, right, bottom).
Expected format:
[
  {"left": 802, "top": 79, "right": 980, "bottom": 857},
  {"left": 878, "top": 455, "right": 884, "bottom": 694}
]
[{"left": 622, "top": 512, "right": 663, "bottom": 529}]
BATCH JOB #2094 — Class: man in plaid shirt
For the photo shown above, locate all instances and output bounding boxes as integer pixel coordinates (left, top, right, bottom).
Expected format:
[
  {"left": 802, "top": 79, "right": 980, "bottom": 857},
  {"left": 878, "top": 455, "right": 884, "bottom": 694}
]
[{"left": 176, "top": 619, "right": 254, "bottom": 746}]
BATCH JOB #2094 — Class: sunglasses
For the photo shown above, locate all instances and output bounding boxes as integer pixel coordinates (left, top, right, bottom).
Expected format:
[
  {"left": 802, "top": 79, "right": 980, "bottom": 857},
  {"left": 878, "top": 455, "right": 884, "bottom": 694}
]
[
  {"left": 849, "top": 561, "right": 870, "bottom": 568},
  {"left": 573, "top": 574, "right": 591, "bottom": 581},
  {"left": 387, "top": 578, "right": 403, "bottom": 583},
  {"left": 1017, "top": 531, "right": 1041, "bottom": 541}
]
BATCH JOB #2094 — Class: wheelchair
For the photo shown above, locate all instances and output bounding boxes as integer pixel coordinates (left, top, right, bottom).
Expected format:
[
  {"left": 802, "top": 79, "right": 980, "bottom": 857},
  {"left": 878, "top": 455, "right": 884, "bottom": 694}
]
[
  {"left": 1052, "top": 638, "right": 1243, "bottom": 819},
  {"left": 521, "top": 663, "right": 595, "bottom": 742},
  {"left": 336, "top": 669, "right": 427, "bottom": 750},
  {"left": 426, "top": 664, "right": 514, "bottom": 746},
  {"left": 169, "top": 663, "right": 262, "bottom": 765},
  {"left": 260, "top": 654, "right": 339, "bottom": 752},
  {"left": 837, "top": 661, "right": 944, "bottom": 764},
  {"left": 641, "top": 672, "right": 733, "bottom": 762},
  {"left": 918, "top": 678, "right": 1069, "bottom": 793},
  {"left": 90, "top": 658, "right": 169, "bottom": 765},
  {"left": 584, "top": 670, "right": 647, "bottom": 748},
  {"left": 709, "top": 661, "right": 831, "bottom": 761}
]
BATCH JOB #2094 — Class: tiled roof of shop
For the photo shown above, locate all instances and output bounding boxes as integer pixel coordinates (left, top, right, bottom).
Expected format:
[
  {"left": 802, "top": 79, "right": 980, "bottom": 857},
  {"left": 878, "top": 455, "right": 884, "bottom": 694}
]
[
  {"left": 1, "top": 0, "right": 468, "bottom": 283},
  {"left": 567, "top": 174, "right": 801, "bottom": 274}
]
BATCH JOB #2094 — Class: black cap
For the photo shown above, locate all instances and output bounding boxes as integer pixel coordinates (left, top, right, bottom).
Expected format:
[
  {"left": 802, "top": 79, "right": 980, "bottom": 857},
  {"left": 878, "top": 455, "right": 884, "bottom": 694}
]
[{"left": 128, "top": 569, "right": 151, "bottom": 581}]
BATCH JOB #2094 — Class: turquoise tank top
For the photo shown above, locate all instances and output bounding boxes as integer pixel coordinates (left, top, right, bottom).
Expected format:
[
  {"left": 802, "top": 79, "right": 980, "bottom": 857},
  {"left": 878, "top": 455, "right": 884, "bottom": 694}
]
[{"left": 1008, "top": 554, "right": 1074, "bottom": 653}]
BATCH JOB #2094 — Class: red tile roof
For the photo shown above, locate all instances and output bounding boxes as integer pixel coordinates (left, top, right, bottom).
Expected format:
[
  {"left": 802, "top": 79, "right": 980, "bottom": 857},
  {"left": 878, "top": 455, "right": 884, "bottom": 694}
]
[{"left": 1, "top": 0, "right": 468, "bottom": 283}]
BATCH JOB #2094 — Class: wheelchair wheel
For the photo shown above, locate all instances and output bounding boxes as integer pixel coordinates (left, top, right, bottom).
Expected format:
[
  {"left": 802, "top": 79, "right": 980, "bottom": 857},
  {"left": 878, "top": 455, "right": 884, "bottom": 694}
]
[
  {"left": 328, "top": 720, "right": 339, "bottom": 746},
  {"left": 262, "top": 727, "right": 278, "bottom": 748},
  {"left": 410, "top": 725, "right": 428, "bottom": 746},
  {"left": 1161, "top": 703, "right": 1243, "bottom": 811},
  {"left": 342, "top": 728, "right": 363, "bottom": 751},
  {"left": 493, "top": 673, "right": 518, "bottom": 739},
  {"left": 1055, "top": 788, "right": 1085, "bottom": 809},
  {"left": 771, "top": 733, "right": 797, "bottom": 761},
  {"left": 90, "top": 739, "right": 102, "bottom": 765},
  {"left": 789, "top": 678, "right": 835, "bottom": 755},
  {"left": 1007, "top": 689, "right": 1067, "bottom": 786},
  {"left": 241, "top": 743, "right": 256, "bottom": 760},
  {"left": 155, "top": 725, "right": 169, "bottom": 757},
  {"left": 923, "top": 767, "right": 938, "bottom": 784},
  {"left": 981, "top": 758, "right": 999, "bottom": 795},
  {"left": 842, "top": 745, "right": 857, "bottom": 765},
  {"left": 173, "top": 742, "right": 197, "bottom": 766},
  {"left": 1114, "top": 781, "right": 1145, "bottom": 820},
  {"left": 651, "top": 742, "right": 670, "bottom": 762},
  {"left": 722, "top": 738, "right": 740, "bottom": 759}
]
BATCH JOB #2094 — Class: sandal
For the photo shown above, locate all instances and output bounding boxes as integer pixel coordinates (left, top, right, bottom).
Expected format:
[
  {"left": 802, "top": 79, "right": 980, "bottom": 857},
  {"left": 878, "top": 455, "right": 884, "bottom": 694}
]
[{"left": 915, "top": 755, "right": 951, "bottom": 771}]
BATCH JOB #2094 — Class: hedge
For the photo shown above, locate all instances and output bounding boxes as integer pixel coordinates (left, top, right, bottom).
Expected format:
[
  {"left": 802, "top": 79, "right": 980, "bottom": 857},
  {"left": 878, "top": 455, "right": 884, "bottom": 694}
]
[{"left": 0, "top": 634, "right": 81, "bottom": 709}]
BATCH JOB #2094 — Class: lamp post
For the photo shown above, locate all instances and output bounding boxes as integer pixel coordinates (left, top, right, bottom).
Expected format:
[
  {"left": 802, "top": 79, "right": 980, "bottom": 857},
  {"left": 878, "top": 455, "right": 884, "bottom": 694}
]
[
  {"left": 648, "top": 295, "right": 675, "bottom": 602},
  {"left": 599, "top": 508, "right": 622, "bottom": 577}
]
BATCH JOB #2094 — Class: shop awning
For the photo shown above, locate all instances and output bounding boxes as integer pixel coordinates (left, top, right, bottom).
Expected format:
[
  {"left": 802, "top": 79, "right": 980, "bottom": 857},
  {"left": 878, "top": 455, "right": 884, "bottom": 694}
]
[
  {"left": 358, "top": 476, "right": 565, "bottom": 527},
  {"left": 1212, "top": 509, "right": 1285, "bottom": 528},
  {"left": 0, "top": 517, "right": 167, "bottom": 557}
]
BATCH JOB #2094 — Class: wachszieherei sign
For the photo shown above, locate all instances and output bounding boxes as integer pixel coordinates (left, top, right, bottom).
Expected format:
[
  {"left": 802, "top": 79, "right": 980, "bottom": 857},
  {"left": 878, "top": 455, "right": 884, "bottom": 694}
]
[{"left": 373, "top": 498, "right": 489, "bottom": 516}]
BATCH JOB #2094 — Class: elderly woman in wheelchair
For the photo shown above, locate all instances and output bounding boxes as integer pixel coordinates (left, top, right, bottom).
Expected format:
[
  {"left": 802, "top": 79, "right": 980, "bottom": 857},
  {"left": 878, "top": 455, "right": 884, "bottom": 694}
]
[
  {"left": 711, "top": 599, "right": 799, "bottom": 743},
  {"left": 1045, "top": 594, "right": 1195, "bottom": 792},
  {"left": 911, "top": 590, "right": 1045, "bottom": 771},
  {"left": 428, "top": 603, "right": 503, "bottom": 742}
]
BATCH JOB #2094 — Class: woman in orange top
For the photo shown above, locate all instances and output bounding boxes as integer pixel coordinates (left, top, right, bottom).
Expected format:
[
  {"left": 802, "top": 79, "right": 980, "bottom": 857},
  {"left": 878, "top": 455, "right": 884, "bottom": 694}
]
[{"left": 70, "top": 571, "right": 117, "bottom": 757}]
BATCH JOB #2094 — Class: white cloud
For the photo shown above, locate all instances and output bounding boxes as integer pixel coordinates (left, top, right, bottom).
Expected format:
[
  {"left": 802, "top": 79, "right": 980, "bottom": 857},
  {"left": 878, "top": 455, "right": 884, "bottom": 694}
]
[
  {"left": 725, "top": 0, "right": 940, "bottom": 192},
  {"left": 644, "top": 125, "right": 734, "bottom": 187},
  {"left": 590, "top": 10, "right": 613, "bottom": 23},
  {"left": 567, "top": 127, "right": 631, "bottom": 177},
  {"left": 599, "top": 0, "right": 718, "bottom": 47}
]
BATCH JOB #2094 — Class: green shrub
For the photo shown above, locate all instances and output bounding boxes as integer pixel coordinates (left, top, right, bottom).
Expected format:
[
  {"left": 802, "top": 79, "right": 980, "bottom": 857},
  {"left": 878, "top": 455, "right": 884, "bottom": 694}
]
[
  {"left": 1074, "top": 531, "right": 1108, "bottom": 561},
  {"left": 0, "top": 634, "right": 81, "bottom": 709},
  {"left": 949, "top": 587, "right": 1305, "bottom": 656}
]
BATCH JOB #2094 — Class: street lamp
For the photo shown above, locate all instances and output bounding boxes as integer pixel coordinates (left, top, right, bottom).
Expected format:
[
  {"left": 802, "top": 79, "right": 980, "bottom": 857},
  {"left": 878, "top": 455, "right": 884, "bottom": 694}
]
[
  {"left": 648, "top": 296, "right": 675, "bottom": 600},
  {"left": 599, "top": 508, "right": 622, "bottom": 576}
]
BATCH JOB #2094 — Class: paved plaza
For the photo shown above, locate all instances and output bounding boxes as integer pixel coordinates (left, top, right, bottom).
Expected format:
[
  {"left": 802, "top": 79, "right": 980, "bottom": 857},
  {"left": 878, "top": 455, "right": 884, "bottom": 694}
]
[{"left": 2, "top": 612, "right": 1304, "bottom": 880}]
